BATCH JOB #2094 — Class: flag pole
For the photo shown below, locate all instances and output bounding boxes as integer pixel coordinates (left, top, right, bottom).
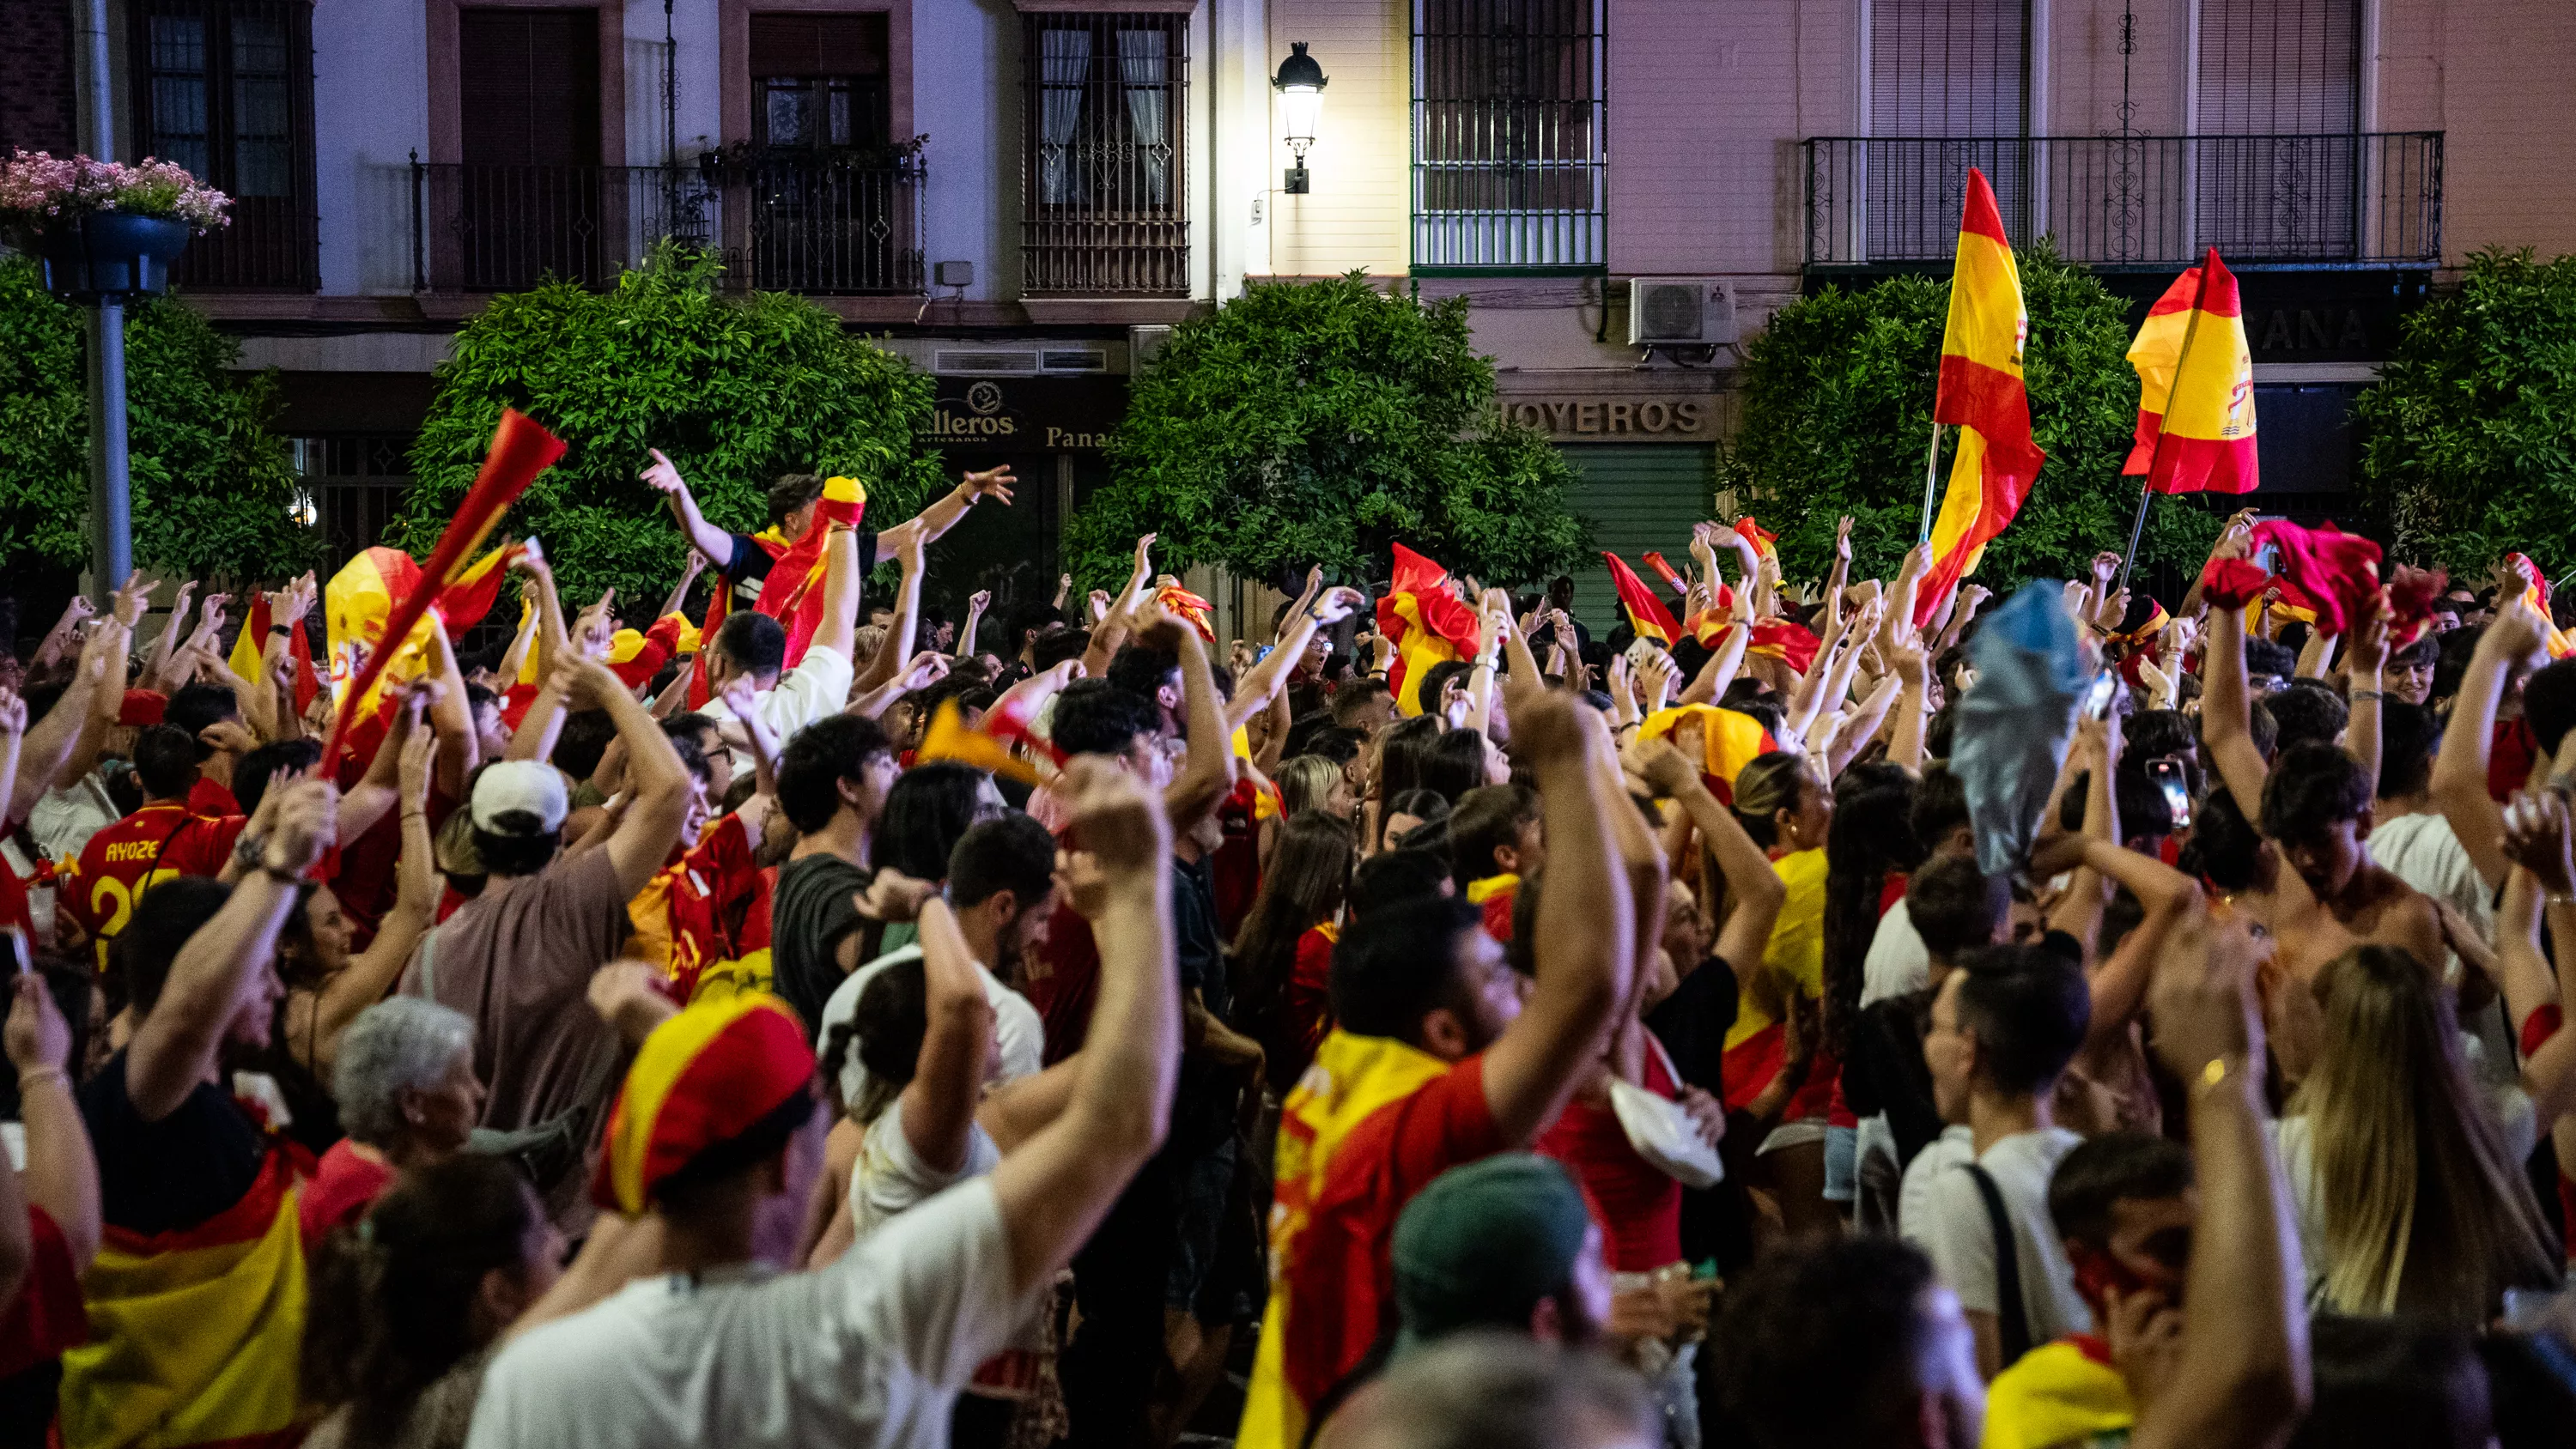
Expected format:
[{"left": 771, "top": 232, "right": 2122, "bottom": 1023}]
[
  {"left": 1917, "top": 419, "right": 1944, "bottom": 543},
  {"left": 2115, "top": 264, "right": 2213, "bottom": 596}
]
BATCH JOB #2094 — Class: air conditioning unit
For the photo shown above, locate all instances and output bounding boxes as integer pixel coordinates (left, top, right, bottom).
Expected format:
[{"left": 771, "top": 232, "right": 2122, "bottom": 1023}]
[
  {"left": 934, "top": 349, "right": 1041, "bottom": 375},
  {"left": 1039, "top": 348, "right": 1109, "bottom": 373},
  {"left": 1129, "top": 324, "right": 1175, "bottom": 373},
  {"left": 1626, "top": 278, "right": 1737, "bottom": 348}
]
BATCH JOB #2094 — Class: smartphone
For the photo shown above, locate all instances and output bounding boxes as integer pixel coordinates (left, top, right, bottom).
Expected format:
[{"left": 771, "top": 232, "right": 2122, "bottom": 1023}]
[
  {"left": 2148, "top": 755, "right": 2193, "bottom": 831},
  {"left": 2, "top": 927, "right": 27, "bottom": 978},
  {"left": 2081, "top": 669, "right": 2118, "bottom": 720}
]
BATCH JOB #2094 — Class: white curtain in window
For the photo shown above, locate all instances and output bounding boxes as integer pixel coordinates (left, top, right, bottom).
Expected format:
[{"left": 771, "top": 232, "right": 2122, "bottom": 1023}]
[
  {"left": 1118, "top": 29, "right": 1170, "bottom": 209},
  {"left": 1040, "top": 27, "right": 1091, "bottom": 205}
]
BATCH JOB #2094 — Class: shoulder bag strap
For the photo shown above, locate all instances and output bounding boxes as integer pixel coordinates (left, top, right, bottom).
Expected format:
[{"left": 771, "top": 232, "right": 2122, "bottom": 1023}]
[{"left": 1961, "top": 1161, "right": 2033, "bottom": 1366}]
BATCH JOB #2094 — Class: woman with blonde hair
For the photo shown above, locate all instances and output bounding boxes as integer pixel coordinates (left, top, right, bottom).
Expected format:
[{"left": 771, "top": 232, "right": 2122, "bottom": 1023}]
[
  {"left": 1717, "top": 748, "right": 1839, "bottom": 1235},
  {"left": 1273, "top": 755, "right": 1352, "bottom": 822},
  {"left": 2275, "top": 942, "right": 2562, "bottom": 1325}
]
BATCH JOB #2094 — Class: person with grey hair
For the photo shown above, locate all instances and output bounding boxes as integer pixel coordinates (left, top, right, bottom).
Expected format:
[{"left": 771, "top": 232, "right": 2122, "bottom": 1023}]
[
  {"left": 1317, "top": 1332, "right": 1657, "bottom": 1449},
  {"left": 301, "top": 997, "right": 483, "bottom": 1246}
]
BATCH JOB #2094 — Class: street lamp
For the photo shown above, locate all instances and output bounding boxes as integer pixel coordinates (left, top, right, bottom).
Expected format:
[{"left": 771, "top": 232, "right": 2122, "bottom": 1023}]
[{"left": 1273, "top": 42, "right": 1327, "bottom": 195}]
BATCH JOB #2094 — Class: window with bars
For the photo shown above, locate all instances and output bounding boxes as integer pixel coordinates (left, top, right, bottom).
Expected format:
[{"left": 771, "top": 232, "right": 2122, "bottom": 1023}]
[
  {"left": 1020, "top": 12, "right": 1187, "bottom": 297},
  {"left": 131, "top": 0, "right": 316, "bottom": 288},
  {"left": 1410, "top": 0, "right": 1604, "bottom": 273}
]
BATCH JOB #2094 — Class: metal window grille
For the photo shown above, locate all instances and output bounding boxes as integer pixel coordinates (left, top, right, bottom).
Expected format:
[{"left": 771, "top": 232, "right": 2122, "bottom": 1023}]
[
  {"left": 1410, "top": 0, "right": 1605, "bottom": 272},
  {"left": 290, "top": 434, "right": 416, "bottom": 574},
  {"left": 1020, "top": 13, "right": 1188, "bottom": 297},
  {"left": 131, "top": 0, "right": 318, "bottom": 289}
]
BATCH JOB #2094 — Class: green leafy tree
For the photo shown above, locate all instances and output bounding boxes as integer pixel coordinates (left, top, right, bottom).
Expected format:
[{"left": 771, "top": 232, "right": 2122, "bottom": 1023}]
[
  {"left": 1722, "top": 241, "right": 2221, "bottom": 598},
  {"left": 0, "top": 255, "right": 318, "bottom": 583},
  {"left": 2354, "top": 248, "right": 2576, "bottom": 578},
  {"left": 392, "top": 243, "right": 942, "bottom": 608},
  {"left": 1067, "top": 274, "right": 1590, "bottom": 589}
]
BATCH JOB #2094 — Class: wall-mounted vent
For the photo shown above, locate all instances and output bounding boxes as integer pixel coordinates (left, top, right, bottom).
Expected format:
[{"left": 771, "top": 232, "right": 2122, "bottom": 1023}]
[{"left": 935, "top": 349, "right": 1041, "bottom": 374}]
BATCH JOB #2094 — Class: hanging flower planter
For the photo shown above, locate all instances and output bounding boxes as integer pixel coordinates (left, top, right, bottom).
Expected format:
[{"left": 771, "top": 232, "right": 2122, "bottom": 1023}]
[{"left": 0, "top": 150, "right": 230, "bottom": 303}]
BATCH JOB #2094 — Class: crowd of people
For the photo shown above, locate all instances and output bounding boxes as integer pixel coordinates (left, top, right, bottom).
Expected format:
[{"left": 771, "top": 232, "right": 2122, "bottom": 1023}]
[{"left": 0, "top": 463, "right": 2572, "bottom": 1449}]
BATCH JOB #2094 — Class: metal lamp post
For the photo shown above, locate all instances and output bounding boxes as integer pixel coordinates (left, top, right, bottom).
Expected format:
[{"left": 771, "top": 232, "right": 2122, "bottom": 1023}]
[{"left": 1273, "top": 42, "right": 1327, "bottom": 195}]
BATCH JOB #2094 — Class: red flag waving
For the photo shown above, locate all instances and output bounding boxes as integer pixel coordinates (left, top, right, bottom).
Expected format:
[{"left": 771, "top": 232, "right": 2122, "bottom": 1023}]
[
  {"left": 1377, "top": 544, "right": 1483, "bottom": 717},
  {"left": 2250, "top": 520, "right": 2381, "bottom": 638},
  {"left": 751, "top": 476, "right": 866, "bottom": 670},
  {"left": 1605, "top": 553, "right": 1681, "bottom": 647},
  {"left": 321, "top": 409, "right": 565, "bottom": 771}
]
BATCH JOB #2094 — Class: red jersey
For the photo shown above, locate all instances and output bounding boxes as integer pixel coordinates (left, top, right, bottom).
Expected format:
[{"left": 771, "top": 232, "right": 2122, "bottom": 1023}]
[
  {"left": 63, "top": 803, "right": 247, "bottom": 967},
  {"left": 0, "top": 1207, "right": 88, "bottom": 1378},
  {"left": 1240, "top": 1035, "right": 1504, "bottom": 1449},
  {"left": 1534, "top": 1046, "right": 1683, "bottom": 1272},
  {"left": 627, "top": 815, "right": 764, "bottom": 1000},
  {"left": 1212, "top": 784, "right": 1261, "bottom": 941},
  {"left": 1283, "top": 924, "right": 1338, "bottom": 1082},
  {"left": 187, "top": 776, "right": 240, "bottom": 817}
]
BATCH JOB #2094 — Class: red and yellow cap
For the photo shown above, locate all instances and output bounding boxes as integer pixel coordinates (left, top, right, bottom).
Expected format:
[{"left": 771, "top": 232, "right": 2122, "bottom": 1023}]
[{"left": 592, "top": 994, "right": 816, "bottom": 1215}]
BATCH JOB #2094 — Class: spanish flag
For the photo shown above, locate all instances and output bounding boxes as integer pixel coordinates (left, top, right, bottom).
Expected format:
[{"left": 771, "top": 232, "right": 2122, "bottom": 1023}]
[
  {"left": 1686, "top": 610, "right": 1823, "bottom": 675},
  {"left": 750, "top": 475, "right": 866, "bottom": 671},
  {"left": 321, "top": 408, "right": 565, "bottom": 770},
  {"left": 226, "top": 594, "right": 321, "bottom": 715},
  {"left": 58, "top": 1151, "right": 307, "bottom": 1449},
  {"left": 2124, "top": 249, "right": 2258, "bottom": 495},
  {"left": 1376, "top": 543, "right": 1482, "bottom": 717},
  {"left": 1154, "top": 583, "right": 1217, "bottom": 642},
  {"left": 1605, "top": 552, "right": 1681, "bottom": 647},
  {"left": 1917, "top": 168, "right": 2047, "bottom": 631},
  {"left": 2505, "top": 554, "right": 2575, "bottom": 658},
  {"left": 917, "top": 696, "right": 1049, "bottom": 785},
  {"left": 324, "top": 540, "right": 522, "bottom": 711},
  {"left": 1636, "top": 704, "right": 1777, "bottom": 805}
]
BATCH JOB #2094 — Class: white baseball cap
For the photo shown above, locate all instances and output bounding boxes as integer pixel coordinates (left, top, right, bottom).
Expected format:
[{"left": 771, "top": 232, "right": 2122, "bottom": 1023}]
[{"left": 470, "top": 760, "right": 569, "bottom": 834}]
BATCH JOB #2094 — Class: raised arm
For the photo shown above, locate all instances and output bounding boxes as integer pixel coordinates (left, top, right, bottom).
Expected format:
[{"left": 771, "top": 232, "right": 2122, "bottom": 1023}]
[
  {"left": 2432, "top": 599, "right": 2547, "bottom": 892},
  {"left": 955, "top": 590, "right": 988, "bottom": 662},
  {"left": 421, "top": 621, "right": 479, "bottom": 799},
  {"left": 1479, "top": 689, "right": 1631, "bottom": 1144},
  {"left": 2199, "top": 603, "right": 2273, "bottom": 825},
  {"left": 6, "top": 974, "right": 97, "bottom": 1274},
  {"left": 27, "top": 597, "right": 93, "bottom": 676},
  {"left": 140, "top": 579, "right": 194, "bottom": 694},
  {"left": 2130, "top": 912, "right": 2310, "bottom": 1449},
  {"left": 2497, "top": 800, "right": 2576, "bottom": 1129},
  {"left": 640, "top": 450, "right": 738, "bottom": 566},
  {"left": 1226, "top": 586, "right": 1360, "bottom": 731},
  {"left": 301, "top": 727, "right": 439, "bottom": 1076},
  {"left": 1147, "top": 610, "right": 1234, "bottom": 838},
  {"left": 1886, "top": 634, "right": 1933, "bottom": 773},
  {"left": 335, "top": 682, "right": 424, "bottom": 847},
  {"left": 128, "top": 781, "right": 336, "bottom": 1121},
  {"left": 1679, "top": 587, "right": 1753, "bottom": 708},
  {"left": 1632, "top": 737, "right": 1783, "bottom": 978},
  {"left": 987, "top": 760, "right": 1179, "bottom": 1294},
  {"left": 848, "top": 525, "right": 910, "bottom": 694},
  {"left": 896, "top": 899, "right": 999, "bottom": 1176},
  {"left": 2342, "top": 598, "right": 2387, "bottom": 790},
  {"left": 562, "top": 658, "right": 694, "bottom": 896},
  {"left": 902, "top": 465, "right": 1017, "bottom": 553},
  {"left": 514, "top": 544, "right": 570, "bottom": 696}
]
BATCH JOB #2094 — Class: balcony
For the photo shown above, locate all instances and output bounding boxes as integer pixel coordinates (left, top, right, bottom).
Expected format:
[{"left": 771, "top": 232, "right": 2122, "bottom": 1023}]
[
  {"left": 410, "top": 156, "right": 924, "bottom": 294},
  {"left": 1801, "top": 132, "right": 2442, "bottom": 270}
]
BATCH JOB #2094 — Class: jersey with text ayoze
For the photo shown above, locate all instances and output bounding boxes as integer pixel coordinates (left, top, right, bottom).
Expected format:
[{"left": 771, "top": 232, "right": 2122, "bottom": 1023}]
[{"left": 62, "top": 804, "right": 246, "bottom": 967}]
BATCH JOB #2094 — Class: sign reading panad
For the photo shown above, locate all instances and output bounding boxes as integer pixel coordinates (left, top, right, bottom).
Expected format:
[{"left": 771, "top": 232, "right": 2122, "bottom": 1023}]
[
  {"left": 919, "top": 375, "right": 1128, "bottom": 453},
  {"left": 1495, "top": 395, "right": 1719, "bottom": 442}
]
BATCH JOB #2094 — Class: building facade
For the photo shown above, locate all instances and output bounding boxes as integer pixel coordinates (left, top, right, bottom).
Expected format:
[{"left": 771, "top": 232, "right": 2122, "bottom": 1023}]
[{"left": 4, "top": 0, "right": 2573, "bottom": 627}]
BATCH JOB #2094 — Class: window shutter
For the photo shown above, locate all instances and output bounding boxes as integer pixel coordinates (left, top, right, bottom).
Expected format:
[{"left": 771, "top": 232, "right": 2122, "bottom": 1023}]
[
  {"left": 750, "top": 13, "right": 889, "bottom": 77},
  {"left": 1869, "top": 0, "right": 2030, "bottom": 136},
  {"left": 2196, "top": 0, "right": 2359, "bottom": 134},
  {"left": 459, "top": 8, "right": 600, "bottom": 166}
]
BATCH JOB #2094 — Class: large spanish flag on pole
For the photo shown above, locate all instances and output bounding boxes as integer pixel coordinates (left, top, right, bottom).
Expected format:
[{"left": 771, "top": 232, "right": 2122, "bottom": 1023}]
[
  {"left": 1916, "top": 168, "right": 2047, "bottom": 631},
  {"left": 1376, "top": 543, "right": 1481, "bottom": 717},
  {"left": 320, "top": 408, "right": 566, "bottom": 771},
  {"left": 2123, "top": 248, "right": 2258, "bottom": 495},
  {"left": 1604, "top": 552, "right": 1681, "bottom": 647}
]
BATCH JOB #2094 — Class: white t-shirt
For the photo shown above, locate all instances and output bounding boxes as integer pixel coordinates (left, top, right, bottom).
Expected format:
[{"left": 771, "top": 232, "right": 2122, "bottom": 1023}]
[
  {"left": 700, "top": 643, "right": 855, "bottom": 767},
  {"left": 852, "top": 1106, "right": 1001, "bottom": 1246},
  {"left": 1899, "top": 1125, "right": 2091, "bottom": 1352},
  {"left": 2369, "top": 812, "right": 2515, "bottom": 1078},
  {"left": 1861, "top": 898, "right": 1932, "bottom": 1007},
  {"left": 27, "top": 776, "right": 118, "bottom": 864},
  {"left": 465, "top": 1178, "right": 1036, "bottom": 1449},
  {"left": 817, "top": 944, "right": 1046, "bottom": 1113}
]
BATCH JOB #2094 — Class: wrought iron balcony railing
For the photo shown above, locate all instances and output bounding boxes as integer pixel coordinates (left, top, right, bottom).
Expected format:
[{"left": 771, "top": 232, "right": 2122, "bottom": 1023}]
[
  {"left": 410, "top": 156, "right": 924, "bottom": 294},
  {"left": 1801, "top": 132, "right": 2442, "bottom": 269}
]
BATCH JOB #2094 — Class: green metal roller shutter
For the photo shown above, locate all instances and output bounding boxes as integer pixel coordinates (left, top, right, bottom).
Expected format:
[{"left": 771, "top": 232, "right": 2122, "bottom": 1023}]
[{"left": 1558, "top": 444, "right": 1715, "bottom": 634}]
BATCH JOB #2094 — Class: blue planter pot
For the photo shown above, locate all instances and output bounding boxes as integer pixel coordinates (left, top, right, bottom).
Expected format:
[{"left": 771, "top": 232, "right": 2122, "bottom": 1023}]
[{"left": 33, "top": 211, "right": 191, "bottom": 302}]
